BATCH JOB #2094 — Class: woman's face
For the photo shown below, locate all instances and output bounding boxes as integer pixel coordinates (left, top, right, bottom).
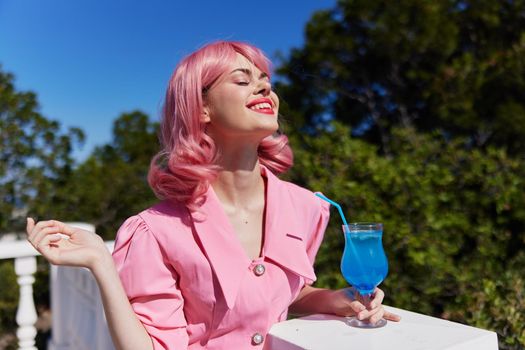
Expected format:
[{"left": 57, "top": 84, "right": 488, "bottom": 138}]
[{"left": 203, "top": 53, "right": 279, "bottom": 142}]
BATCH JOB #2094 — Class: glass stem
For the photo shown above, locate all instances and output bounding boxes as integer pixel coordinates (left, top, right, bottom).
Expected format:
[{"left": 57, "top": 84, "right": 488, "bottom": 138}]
[{"left": 360, "top": 292, "right": 372, "bottom": 310}]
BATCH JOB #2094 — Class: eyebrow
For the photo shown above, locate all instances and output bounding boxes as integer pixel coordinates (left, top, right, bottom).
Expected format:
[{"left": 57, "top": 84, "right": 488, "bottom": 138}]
[{"left": 229, "top": 68, "right": 269, "bottom": 79}]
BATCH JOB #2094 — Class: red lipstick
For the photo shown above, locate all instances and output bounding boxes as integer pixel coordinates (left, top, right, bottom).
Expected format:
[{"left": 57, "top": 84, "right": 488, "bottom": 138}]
[{"left": 246, "top": 98, "right": 275, "bottom": 115}]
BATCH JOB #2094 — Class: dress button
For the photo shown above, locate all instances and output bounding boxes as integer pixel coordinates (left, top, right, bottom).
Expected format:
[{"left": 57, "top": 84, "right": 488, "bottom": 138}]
[
  {"left": 251, "top": 332, "right": 264, "bottom": 345},
  {"left": 253, "top": 263, "right": 265, "bottom": 276}
]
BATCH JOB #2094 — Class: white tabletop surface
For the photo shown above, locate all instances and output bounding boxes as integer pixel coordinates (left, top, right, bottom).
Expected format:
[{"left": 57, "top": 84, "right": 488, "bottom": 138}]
[{"left": 266, "top": 306, "right": 498, "bottom": 350}]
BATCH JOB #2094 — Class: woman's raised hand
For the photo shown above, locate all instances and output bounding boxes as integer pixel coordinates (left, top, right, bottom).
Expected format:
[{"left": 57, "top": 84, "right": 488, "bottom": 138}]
[{"left": 26, "top": 218, "right": 110, "bottom": 270}]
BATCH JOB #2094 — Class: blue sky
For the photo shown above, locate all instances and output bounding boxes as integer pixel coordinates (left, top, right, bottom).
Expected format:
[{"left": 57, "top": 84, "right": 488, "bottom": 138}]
[{"left": 0, "top": 0, "right": 337, "bottom": 161}]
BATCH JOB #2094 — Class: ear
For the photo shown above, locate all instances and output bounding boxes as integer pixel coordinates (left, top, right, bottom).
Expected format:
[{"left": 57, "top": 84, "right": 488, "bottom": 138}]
[{"left": 201, "top": 106, "right": 211, "bottom": 123}]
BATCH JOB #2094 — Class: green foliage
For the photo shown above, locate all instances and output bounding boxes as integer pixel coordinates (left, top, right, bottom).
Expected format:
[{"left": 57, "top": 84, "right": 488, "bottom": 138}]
[
  {"left": 453, "top": 270, "right": 525, "bottom": 350},
  {"left": 0, "top": 65, "right": 159, "bottom": 338},
  {"left": 0, "top": 66, "right": 84, "bottom": 233},
  {"left": 277, "top": 2, "right": 525, "bottom": 346},
  {"left": 0, "top": 65, "right": 85, "bottom": 339},
  {"left": 0, "top": 261, "right": 17, "bottom": 335},
  {"left": 276, "top": 0, "right": 525, "bottom": 154},
  {"left": 287, "top": 122, "right": 525, "bottom": 348},
  {"left": 38, "top": 111, "right": 159, "bottom": 239}
]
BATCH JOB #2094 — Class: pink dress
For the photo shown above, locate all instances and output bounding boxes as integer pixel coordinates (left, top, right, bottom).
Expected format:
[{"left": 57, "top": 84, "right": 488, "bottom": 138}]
[{"left": 112, "top": 166, "right": 330, "bottom": 349}]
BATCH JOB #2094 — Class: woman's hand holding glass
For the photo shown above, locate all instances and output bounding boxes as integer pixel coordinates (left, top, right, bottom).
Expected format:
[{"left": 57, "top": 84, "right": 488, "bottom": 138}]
[
  {"left": 329, "top": 287, "right": 400, "bottom": 324},
  {"left": 339, "top": 222, "right": 400, "bottom": 327}
]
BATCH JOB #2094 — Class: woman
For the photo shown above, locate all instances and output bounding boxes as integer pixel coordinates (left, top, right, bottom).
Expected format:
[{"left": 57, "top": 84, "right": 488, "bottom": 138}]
[{"left": 26, "top": 41, "right": 400, "bottom": 350}]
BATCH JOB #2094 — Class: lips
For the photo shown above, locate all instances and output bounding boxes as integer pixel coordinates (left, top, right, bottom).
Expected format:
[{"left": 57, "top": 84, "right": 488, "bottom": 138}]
[{"left": 246, "top": 98, "right": 275, "bottom": 115}]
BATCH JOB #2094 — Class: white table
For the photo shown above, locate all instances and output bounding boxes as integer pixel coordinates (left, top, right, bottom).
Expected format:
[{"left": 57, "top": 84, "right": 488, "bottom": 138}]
[{"left": 267, "top": 306, "right": 498, "bottom": 350}]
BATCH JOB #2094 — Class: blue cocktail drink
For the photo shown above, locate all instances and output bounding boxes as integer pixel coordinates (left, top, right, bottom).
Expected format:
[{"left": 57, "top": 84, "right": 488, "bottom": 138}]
[
  {"left": 313, "top": 194, "right": 390, "bottom": 328},
  {"left": 341, "top": 222, "right": 388, "bottom": 328}
]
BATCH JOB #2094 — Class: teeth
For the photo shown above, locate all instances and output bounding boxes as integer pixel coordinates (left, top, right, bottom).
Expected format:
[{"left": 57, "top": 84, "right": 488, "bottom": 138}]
[{"left": 249, "top": 102, "right": 272, "bottom": 110}]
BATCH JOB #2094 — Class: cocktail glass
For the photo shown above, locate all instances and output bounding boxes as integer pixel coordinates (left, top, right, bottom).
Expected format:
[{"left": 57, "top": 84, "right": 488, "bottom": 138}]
[{"left": 341, "top": 222, "right": 388, "bottom": 328}]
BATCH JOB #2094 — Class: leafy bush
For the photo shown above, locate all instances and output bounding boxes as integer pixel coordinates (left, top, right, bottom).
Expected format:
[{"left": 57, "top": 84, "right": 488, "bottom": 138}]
[
  {"left": 452, "top": 269, "right": 525, "bottom": 349},
  {"left": 287, "top": 122, "right": 525, "bottom": 347},
  {"left": 0, "top": 261, "right": 18, "bottom": 335}
]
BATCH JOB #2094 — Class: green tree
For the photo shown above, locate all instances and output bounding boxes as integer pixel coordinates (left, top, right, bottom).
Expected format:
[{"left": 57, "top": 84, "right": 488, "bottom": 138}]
[
  {"left": 0, "top": 66, "right": 84, "bottom": 233},
  {"left": 41, "top": 111, "right": 159, "bottom": 239},
  {"left": 287, "top": 122, "right": 525, "bottom": 349},
  {"left": 276, "top": 0, "right": 525, "bottom": 154},
  {"left": 0, "top": 65, "right": 84, "bottom": 345},
  {"left": 276, "top": 3, "right": 525, "bottom": 346},
  {"left": 0, "top": 66, "right": 159, "bottom": 340}
]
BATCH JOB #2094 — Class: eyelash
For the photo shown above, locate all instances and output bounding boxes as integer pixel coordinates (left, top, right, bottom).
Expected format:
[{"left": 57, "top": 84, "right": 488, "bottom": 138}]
[{"left": 234, "top": 79, "right": 272, "bottom": 88}]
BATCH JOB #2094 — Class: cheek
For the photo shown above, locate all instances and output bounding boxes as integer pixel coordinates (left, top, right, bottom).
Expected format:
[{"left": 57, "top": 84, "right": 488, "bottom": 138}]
[
  {"left": 211, "top": 90, "right": 245, "bottom": 114},
  {"left": 270, "top": 92, "right": 280, "bottom": 111},
  {"left": 208, "top": 94, "right": 246, "bottom": 127}
]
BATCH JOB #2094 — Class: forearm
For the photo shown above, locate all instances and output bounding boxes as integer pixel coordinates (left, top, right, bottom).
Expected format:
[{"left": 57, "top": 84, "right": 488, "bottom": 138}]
[
  {"left": 92, "top": 253, "right": 154, "bottom": 350},
  {"left": 288, "top": 285, "right": 336, "bottom": 316}
]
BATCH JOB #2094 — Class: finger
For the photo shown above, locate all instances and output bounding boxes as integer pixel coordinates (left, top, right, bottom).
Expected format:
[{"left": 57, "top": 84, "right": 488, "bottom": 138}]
[
  {"left": 48, "top": 233, "right": 63, "bottom": 243},
  {"left": 356, "top": 306, "right": 384, "bottom": 320},
  {"left": 369, "top": 288, "right": 385, "bottom": 309},
  {"left": 356, "top": 307, "right": 373, "bottom": 321},
  {"left": 31, "top": 226, "right": 65, "bottom": 248},
  {"left": 36, "top": 234, "right": 62, "bottom": 265},
  {"left": 30, "top": 220, "right": 74, "bottom": 243},
  {"left": 37, "top": 232, "right": 69, "bottom": 253},
  {"left": 33, "top": 219, "right": 57, "bottom": 231},
  {"left": 384, "top": 310, "right": 401, "bottom": 322},
  {"left": 26, "top": 218, "right": 35, "bottom": 237},
  {"left": 29, "top": 220, "right": 57, "bottom": 240},
  {"left": 49, "top": 221, "right": 77, "bottom": 237},
  {"left": 368, "top": 307, "right": 385, "bottom": 324},
  {"left": 348, "top": 300, "right": 366, "bottom": 317}
]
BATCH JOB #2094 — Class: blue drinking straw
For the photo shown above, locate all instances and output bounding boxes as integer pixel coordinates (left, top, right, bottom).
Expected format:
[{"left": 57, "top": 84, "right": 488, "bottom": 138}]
[
  {"left": 315, "top": 192, "right": 369, "bottom": 297},
  {"left": 315, "top": 193, "right": 349, "bottom": 226}
]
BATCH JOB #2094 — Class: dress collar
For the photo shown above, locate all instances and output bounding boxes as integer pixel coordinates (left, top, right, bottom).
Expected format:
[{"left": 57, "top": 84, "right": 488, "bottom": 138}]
[{"left": 190, "top": 165, "right": 316, "bottom": 309}]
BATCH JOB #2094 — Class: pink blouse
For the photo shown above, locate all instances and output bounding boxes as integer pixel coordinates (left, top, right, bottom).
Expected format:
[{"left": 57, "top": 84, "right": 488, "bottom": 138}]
[{"left": 112, "top": 166, "right": 330, "bottom": 349}]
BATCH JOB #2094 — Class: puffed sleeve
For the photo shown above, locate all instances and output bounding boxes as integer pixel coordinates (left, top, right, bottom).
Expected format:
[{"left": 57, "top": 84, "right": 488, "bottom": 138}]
[
  {"left": 305, "top": 193, "right": 331, "bottom": 278},
  {"left": 112, "top": 215, "right": 189, "bottom": 350}
]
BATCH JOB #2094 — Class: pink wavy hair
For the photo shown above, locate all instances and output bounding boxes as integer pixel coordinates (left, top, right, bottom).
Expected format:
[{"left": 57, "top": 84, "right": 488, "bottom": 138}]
[{"left": 148, "top": 41, "right": 294, "bottom": 211}]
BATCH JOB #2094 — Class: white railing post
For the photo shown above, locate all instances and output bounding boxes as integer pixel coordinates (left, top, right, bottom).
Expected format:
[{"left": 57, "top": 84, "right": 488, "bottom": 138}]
[
  {"left": 48, "top": 264, "right": 69, "bottom": 350},
  {"left": 48, "top": 222, "right": 96, "bottom": 350},
  {"left": 14, "top": 256, "right": 38, "bottom": 350}
]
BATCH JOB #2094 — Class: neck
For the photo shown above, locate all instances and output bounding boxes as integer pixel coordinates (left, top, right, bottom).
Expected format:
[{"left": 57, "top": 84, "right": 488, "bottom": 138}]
[{"left": 211, "top": 141, "right": 265, "bottom": 210}]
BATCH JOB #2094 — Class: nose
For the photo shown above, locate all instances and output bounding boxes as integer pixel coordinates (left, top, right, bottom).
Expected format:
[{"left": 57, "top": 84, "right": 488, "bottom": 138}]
[{"left": 254, "top": 79, "right": 271, "bottom": 96}]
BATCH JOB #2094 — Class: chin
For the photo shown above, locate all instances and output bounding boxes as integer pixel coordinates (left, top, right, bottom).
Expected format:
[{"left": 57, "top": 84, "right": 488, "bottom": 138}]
[{"left": 257, "top": 123, "right": 280, "bottom": 136}]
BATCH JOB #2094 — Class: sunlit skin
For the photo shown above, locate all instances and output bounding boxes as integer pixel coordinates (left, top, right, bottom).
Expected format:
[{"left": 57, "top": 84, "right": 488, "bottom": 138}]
[
  {"left": 203, "top": 53, "right": 279, "bottom": 146},
  {"left": 202, "top": 54, "right": 278, "bottom": 260}
]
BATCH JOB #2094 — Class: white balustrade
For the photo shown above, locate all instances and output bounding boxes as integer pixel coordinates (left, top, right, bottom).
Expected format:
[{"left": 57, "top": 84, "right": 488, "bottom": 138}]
[
  {"left": 46, "top": 223, "right": 118, "bottom": 350},
  {"left": 0, "top": 222, "right": 101, "bottom": 350},
  {"left": 0, "top": 240, "right": 40, "bottom": 350},
  {"left": 48, "top": 261, "right": 115, "bottom": 350},
  {"left": 14, "top": 256, "right": 37, "bottom": 350}
]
